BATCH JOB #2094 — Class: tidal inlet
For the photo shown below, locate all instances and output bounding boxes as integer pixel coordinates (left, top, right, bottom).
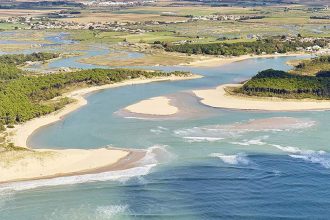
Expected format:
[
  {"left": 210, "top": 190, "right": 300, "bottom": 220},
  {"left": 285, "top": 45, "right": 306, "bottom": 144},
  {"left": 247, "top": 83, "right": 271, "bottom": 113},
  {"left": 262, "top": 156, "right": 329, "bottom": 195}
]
[{"left": 0, "top": 0, "right": 330, "bottom": 219}]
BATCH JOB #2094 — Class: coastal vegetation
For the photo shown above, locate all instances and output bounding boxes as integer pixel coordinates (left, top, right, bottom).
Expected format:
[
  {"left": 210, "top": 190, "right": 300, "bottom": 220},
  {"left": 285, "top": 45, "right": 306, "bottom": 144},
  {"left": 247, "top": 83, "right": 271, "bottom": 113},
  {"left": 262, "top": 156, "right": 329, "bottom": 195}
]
[
  {"left": 0, "top": 52, "right": 60, "bottom": 66},
  {"left": 236, "top": 56, "right": 330, "bottom": 99},
  {"left": 290, "top": 55, "right": 330, "bottom": 76},
  {"left": 0, "top": 60, "right": 190, "bottom": 127},
  {"left": 0, "top": 52, "right": 59, "bottom": 80},
  {"left": 164, "top": 38, "right": 328, "bottom": 56}
]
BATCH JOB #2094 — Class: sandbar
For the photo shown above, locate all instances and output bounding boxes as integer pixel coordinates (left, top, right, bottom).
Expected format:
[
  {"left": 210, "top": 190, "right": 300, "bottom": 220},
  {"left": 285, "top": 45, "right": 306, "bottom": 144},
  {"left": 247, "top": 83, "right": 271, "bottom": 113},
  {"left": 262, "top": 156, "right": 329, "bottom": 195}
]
[
  {"left": 193, "top": 84, "right": 330, "bottom": 111},
  {"left": 184, "top": 53, "right": 306, "bottom": 67},
  {"left": 125, "top": 96, "right": 178, "bottom": 116}
]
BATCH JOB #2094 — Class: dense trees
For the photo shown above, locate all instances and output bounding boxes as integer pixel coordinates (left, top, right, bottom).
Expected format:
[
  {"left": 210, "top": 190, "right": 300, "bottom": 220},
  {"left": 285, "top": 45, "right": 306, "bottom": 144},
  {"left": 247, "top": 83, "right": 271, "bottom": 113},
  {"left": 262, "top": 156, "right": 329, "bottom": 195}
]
[
  {"left": 0, "top": 63, "right": 190, "bottom": 125},
  {"left": 0, "top": 63, "right": 23, "bottom": 80},
  {"left": 240, "top": 68, "right": 330, "bottom": 99},
  {"left": 237, "top": 56, "right": 330, "bottom": 99},
  {"left": 0, "top": 52, "right": 59, "bottom": 66},
  {"left": 291, "top": 55, "right": 330, "bottom": 76},
  {"left": 164, "top": 38, "right": 328, "bottom": 56}
]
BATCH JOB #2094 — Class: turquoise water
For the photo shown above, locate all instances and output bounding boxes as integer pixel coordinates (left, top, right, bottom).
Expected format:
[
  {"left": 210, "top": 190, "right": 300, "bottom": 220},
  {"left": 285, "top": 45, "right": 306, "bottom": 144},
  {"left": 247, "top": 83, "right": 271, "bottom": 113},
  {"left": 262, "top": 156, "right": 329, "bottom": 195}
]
[{"left": 2, "top": 32, "right": 330, "bottom": 219}]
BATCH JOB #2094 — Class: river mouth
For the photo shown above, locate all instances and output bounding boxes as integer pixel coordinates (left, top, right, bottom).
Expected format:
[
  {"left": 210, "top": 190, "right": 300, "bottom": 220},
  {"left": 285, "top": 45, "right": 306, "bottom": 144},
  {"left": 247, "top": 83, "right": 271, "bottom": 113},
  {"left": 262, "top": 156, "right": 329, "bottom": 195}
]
[{"left": 3, "top": 30, "right": 329, "bottom": 219}]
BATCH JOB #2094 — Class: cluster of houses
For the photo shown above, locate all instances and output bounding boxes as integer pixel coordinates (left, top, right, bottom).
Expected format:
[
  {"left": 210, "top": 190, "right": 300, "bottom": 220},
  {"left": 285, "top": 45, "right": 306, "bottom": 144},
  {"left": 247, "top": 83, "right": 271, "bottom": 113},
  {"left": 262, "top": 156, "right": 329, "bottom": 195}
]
[
  {"left": 0, "top": 16, "right": 33, "bottom": 24},
  {"left": 189, "top": 14, "right": 265, "bottom": 21},
  {"left": 29, "top": 20, "right": 149, "bottom": 33},
  {"left": 0, "top": 15, "right": 187, "bottom": 31},
  {"left": 81, "top": 0, "right": 155, "bottom": 7}
]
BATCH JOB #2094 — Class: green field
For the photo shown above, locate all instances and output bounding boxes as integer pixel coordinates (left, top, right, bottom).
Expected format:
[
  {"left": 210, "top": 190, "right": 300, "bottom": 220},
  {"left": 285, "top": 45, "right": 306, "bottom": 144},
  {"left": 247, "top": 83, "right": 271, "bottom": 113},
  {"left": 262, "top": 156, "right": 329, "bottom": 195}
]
[{"left": 0, "top": 22, "right": 27, "bottom": 30}]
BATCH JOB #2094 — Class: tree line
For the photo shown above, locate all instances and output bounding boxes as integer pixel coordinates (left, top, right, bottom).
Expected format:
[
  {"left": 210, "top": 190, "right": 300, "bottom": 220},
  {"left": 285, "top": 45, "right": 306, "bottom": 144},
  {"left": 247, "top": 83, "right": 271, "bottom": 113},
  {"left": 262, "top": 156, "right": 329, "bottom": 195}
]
[
  {"left": 0, "top": 52, "right": 59, "bottom": 66},
  {"left": 163, "top": 38, "right": 329, "bottom": 56},
  {"left": 0, "top": 60, "right": 190, "bottom": 127},
  {"left": 239, "top": 67, "right": 330, "bottom": 99}
]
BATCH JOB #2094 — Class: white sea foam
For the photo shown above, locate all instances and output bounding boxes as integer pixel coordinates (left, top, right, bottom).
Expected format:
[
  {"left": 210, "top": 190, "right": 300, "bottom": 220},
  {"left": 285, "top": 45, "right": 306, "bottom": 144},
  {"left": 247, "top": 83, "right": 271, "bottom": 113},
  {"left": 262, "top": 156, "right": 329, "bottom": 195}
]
[
  {"left": 174, "top": 117, "right": 315, "bottom": 142},
  {"left": 124, "top": 116, "right": 150, "bottom": 120},
  {"left": 289, "top": 153, "right": 330, "bottom": 169},
  {"left": 210, "top": 153, "right": 250, "bottom": 165},
  {"left": 158, "top": 126, "right": 168, "bottom": 131},
  {"left": 272, "top": 144, "right": 330, "bottom": 169},
  {"left": 183, "top": 136, "right": 224, "bottom": 143},
  {"left": 47, "top": 204, "right": 129, "bottom": 220},
  {"left": 96, "top": 205, "right": 128, "bottom": 218},
  {"left": 174, "top": 126, "right": 239, "bottom": 143},
  {"left": 138, "top": 145, "right": 174, "bottom": 166},
  {"left": 272, "top": 144, "right": 303, "bottom": 154},
  {"left": 0, "top": 165, "right": 155, "bottom": 193},
  {"left": 230, "top": 136, "right": 268, "bottom": 146},
  {"left": 0, "top": 190, "right": 14, "bottom": 209},
  {"left": 150, "top": 126, "right": 169, "bottom": 135},
  {"left": 0, "top": 146, "right": 168, "bottom": 192}
]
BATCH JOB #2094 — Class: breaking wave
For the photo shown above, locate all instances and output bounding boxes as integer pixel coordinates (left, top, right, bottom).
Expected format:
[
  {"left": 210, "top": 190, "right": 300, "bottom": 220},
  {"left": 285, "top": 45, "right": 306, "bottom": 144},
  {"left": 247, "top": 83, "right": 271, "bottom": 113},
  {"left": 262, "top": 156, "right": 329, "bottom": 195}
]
[
  {"left": 0, "top": 165, "right": 155, "bottom": 193},
  {"left": 183, "top": 136, "right": 224, "bottom": 143},
  {"left": 210, "top": 153, "right": 250, "bottom": 165},
  {"left": 96, "top": 204, "right": 129, "bottom": 219},
  {"left": 272, "top": 144, "right": 330, "bottom": 169},
  {"left": 137, "top": 145, "right": 174, "bottom": 166},
  {"left": 230, "top": 136, "right": 268, "bottom": 146},
  {"left": 0, "top": 145, "right": 170, "bottom": 193},
  {"left": 47, "top": 204, "right": 129, "bottom": 220}
]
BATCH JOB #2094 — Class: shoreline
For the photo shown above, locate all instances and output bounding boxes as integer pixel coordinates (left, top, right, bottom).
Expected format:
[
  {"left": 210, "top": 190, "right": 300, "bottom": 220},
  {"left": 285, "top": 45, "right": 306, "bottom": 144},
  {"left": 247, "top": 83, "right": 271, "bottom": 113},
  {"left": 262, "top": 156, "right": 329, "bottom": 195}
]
[
  {"left": 183, "top": 52, "right": 308, "bottom": 67},
  {"left": 193, "top": 84, "right": 330, "bottom": 111},
  {"left": 1, "top": 74, "right": 200, "bottom": 184},
  {"left": 0, "top": 148, "right": 145, "bottom": 184},
  {"left": 8, "top": 74, "right": 202, "bottom": 148},
  {"left": 117, "top": 53, "right": 309, "bottom": 117}
]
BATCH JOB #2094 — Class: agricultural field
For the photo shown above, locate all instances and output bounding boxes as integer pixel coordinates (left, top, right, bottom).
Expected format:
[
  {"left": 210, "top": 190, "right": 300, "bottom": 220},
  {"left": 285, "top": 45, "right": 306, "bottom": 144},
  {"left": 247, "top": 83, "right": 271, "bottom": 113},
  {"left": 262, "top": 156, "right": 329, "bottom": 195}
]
[
  {"left": 0, "top": 0, "right": 329, "bottom": 69},
  {"left": 125, "top": 6, "right": 330, "bottom": 38},
  {"left": 111, "top": 6, "right": 255, "bottom": 16},
  {"left": 61, "top": 11, "right": 189, "bottom": 23},
  {"left": 0, "top": 22, "right": 27, "bottom": 30},
  {"left": 0, "top": 9, "right": 55, "bottom": 18}
]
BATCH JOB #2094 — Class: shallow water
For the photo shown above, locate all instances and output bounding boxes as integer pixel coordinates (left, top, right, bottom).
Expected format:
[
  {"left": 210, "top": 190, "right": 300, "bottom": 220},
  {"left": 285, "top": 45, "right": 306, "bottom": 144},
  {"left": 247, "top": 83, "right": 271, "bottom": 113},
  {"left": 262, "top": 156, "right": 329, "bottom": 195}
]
[{"left": 2, "top": 32, "right": 329, "bottom": 219}]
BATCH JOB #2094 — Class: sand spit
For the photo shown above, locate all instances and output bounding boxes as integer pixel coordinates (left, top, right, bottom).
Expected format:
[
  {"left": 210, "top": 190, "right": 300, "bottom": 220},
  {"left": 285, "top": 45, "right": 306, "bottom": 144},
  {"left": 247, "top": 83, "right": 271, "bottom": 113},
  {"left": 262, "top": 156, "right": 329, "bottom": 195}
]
[
  {"left": 2, "top": 75, "right": 200, "bottom": 183},
  {"left": 193, "top": 84, "right": 330, "bottom": 111}
]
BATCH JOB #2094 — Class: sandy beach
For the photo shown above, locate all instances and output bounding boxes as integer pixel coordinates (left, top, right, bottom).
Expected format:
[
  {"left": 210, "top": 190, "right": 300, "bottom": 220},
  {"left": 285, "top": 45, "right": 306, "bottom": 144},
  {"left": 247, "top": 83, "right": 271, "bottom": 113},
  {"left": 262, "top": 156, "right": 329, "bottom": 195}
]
[
  {"left": 185, "top": 53, "right": 306, "bottom": 67},
  {"left": 0, "top": 148, "right": 130, "bottom": 183},
  {"left": 2, "top": 74, "right": 200, "bottom": 183},
  {"left": 125, "top": 96, "right": 178, "bottom": 116},
  {"left": 8, "top": 74, "right": 201, "bottom": 148},
  {"left": 193, "top": 84, "right": 330, "bottom": 111}
]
